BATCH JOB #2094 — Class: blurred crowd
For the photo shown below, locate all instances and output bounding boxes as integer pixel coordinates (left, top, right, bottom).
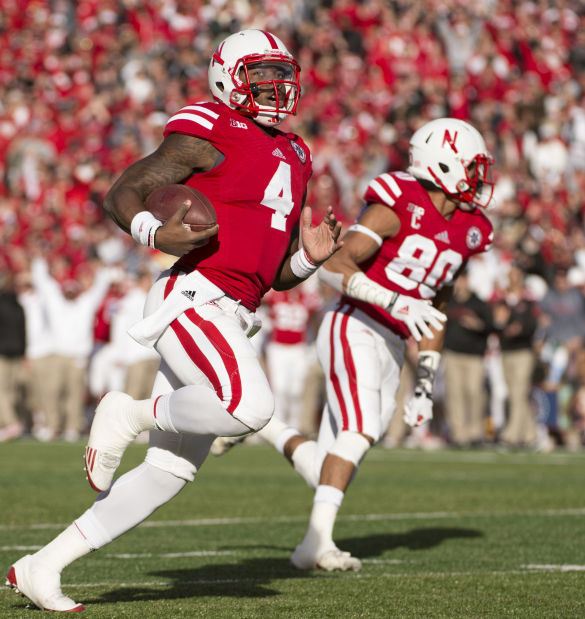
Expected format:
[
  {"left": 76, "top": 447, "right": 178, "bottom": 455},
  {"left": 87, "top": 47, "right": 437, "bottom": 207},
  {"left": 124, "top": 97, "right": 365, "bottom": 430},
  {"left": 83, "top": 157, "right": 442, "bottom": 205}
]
[{"left": 1, "top": 0, "right": 585, "bottom": 450}]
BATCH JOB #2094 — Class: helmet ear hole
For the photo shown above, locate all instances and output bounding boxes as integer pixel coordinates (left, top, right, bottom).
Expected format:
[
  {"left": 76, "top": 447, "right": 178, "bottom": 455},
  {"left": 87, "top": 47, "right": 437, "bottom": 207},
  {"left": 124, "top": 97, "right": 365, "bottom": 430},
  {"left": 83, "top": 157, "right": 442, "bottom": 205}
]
[
  {"left": 216, "top": 82, "right": 225, "bottom": 92},
  {"left": 439, "top": 163, "right": 449, "bottom": 173}
]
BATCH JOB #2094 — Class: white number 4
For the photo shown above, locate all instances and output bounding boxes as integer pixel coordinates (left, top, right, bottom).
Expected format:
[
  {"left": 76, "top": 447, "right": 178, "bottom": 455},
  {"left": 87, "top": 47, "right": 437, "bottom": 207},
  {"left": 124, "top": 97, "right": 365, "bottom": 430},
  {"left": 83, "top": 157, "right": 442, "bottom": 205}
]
[{"left": 262, "top": 161, "right": 294, "bottom": 231}]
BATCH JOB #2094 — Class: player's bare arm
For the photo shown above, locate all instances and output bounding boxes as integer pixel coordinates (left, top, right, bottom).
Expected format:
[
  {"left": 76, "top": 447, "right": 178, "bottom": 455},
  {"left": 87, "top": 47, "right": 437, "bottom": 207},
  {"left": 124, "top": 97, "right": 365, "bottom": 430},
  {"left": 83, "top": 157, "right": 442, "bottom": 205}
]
[
  {"left": 103, "top": 133, "right": 220, "bottom": 256},
  {"left": 321, "top": 202, "right": 399, "bottom": 287},
  {"left": 273, "top": 205, "right": 343, "bottom": 290}
]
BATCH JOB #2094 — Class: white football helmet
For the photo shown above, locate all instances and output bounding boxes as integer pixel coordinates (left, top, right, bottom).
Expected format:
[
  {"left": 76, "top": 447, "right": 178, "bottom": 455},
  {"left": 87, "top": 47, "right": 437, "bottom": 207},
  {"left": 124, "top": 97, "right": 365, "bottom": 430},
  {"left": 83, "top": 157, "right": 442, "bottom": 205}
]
[
  {"left": 407, "top": 118, "right": 495, "bottom": 209},
  {"left": 208, "top": 29, "right": 300, "bottom": 127}
]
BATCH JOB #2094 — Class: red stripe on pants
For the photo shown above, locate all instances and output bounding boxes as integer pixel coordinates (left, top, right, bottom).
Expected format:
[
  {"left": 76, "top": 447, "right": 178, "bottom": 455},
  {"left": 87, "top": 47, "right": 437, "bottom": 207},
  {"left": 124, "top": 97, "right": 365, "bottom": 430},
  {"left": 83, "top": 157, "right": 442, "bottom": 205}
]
[
  {"left": 183, "top": 308, "right": 242, "bottom": 414},
  {"left": 170, "top": 316, "right": 225, "bottom": 404},
  {"left": 329, "top": 311, "right": 350, "bottom": 430},
  {"left": 339, "top": 309, "right": 363, "bottom": 432},
  {"left": 163, "top": 271, "right": 241, "bottom": 414}
]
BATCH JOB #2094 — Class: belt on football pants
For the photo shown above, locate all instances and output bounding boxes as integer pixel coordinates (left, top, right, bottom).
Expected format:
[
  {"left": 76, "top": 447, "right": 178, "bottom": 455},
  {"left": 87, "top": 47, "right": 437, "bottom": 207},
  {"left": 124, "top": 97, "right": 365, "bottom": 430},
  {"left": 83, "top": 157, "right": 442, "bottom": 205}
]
[{"left": 212, "top": 295, "right": 262, "bottom": 339}]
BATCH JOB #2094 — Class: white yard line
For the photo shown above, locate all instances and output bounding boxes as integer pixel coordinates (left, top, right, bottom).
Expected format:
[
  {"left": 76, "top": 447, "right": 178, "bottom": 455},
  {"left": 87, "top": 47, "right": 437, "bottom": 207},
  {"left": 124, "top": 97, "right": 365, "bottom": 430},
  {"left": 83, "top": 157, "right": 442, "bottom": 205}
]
[
  {"left": 522, "top": 564, "right": 585, "bottom": 572},
  {"left": 108, "top": 550, "right": 235, "bottom": 558},
  {"left": 0, "top": 546, "right": 404, "bottom": 565},
  {"left": 0, "top": 547, "right": 398, "bottom": 560},
  {"left": 1, "top": 507, "right": 585, "bottom": 532},
  {"left": 3, "top": 565, "right": 584, "bottom": 592},
  {"left": 0, "top": 547, "right": 236, "bottom": 557}
]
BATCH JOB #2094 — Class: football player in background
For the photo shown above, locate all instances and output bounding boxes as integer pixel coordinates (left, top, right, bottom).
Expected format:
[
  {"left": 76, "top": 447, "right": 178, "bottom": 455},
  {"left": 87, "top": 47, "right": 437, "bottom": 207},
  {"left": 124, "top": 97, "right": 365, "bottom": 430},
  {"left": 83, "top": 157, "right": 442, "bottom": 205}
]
[
  {"left": 258, "top": 118, "right": 495, "bottom": 571},
  {"left": 263, "top": 281, "right": 324, "bottom": 431},
  {"left": 6, "top": 29, "right": 342, "bottom": 612}
]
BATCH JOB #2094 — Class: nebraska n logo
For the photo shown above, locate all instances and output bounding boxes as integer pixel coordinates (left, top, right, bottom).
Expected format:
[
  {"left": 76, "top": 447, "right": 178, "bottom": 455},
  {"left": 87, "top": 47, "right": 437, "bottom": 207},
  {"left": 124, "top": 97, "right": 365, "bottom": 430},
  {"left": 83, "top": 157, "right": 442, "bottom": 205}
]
[{"left": 442, "top": 130, "right": 458, "bottom": 153}]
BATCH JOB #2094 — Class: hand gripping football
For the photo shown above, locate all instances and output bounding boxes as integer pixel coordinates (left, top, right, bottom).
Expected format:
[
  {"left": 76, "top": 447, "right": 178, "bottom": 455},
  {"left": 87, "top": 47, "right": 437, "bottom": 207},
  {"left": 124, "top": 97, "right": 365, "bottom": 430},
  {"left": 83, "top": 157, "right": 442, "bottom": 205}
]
[{"left": 145, "top": 184, "right": 217, "bottom": 232}]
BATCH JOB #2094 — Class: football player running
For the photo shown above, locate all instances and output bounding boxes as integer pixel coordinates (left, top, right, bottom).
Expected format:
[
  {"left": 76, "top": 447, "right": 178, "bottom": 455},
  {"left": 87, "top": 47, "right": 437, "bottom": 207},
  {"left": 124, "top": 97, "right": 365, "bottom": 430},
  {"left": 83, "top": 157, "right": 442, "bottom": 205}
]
[
  {"left": 254, "top": 118, "right": 495, "bottom": 571},
  {"left": 6, "top": 29, "right": 342, "bottom": 612}
]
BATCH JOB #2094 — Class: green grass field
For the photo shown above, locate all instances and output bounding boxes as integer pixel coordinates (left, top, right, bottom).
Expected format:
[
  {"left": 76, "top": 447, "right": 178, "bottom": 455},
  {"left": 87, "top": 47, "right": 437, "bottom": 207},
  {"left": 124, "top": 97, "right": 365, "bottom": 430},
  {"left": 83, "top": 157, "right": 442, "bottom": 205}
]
[{"left": 1, "top": 441, "right": 584, "bottom": 618}]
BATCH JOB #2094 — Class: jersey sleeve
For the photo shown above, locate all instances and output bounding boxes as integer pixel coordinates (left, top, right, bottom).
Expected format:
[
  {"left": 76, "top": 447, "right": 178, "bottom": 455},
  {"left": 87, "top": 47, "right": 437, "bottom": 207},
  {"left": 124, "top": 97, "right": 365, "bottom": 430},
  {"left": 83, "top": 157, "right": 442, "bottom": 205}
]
[
  {"left": 164, "top": 101, "right": 222, "bottom": 141},
  {"left": 363, "top": 172, "right": 405, "bottom": 208}
]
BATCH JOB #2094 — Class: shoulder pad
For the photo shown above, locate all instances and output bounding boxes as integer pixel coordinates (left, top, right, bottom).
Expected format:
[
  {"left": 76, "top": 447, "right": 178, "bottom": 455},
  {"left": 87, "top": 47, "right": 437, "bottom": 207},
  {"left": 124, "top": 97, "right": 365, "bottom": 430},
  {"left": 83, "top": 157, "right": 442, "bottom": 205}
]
[{"left": 364, "top": 172, "right": 407, "bottom": 208}]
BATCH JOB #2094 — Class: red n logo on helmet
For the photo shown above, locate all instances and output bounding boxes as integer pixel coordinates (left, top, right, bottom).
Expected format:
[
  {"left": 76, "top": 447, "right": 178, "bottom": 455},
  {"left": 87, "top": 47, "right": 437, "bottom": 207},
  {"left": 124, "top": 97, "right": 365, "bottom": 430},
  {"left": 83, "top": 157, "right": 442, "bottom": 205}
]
[{"left": 442, "top": 130, "right": 458, "bottom": 153}]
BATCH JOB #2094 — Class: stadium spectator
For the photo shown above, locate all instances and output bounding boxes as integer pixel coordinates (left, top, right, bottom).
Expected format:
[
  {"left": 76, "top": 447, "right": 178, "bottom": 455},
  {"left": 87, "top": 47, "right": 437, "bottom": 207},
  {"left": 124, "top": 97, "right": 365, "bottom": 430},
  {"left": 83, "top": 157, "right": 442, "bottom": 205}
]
[
  {"left": 110, "top": 269, "right": 160, "bottom": 401},
  {"left": 526, "top": 123, "right": 570, "bottom": 188},
  {"left": 16, "top": 270, "right": 56, "bottom": 442},
  {"left": 29, "top": 256, "right": 118, "bottom": 441},
  {"left": 0, "top": 271, "right": 26, "bottom": 441},
  {"left": 538, "top": 266, "right": 585, "bottom": 389},
  {"left": 492, "top": 265, "right": 539, "bottom": 448},
  {"left": 567, "top": 347, "right": 585, "bottom": 449},
  {"left": 535, "top": 265, "right": 585, "bottom": 446},
  {"left": 443, "top": 270, "right": 494, "bottom": 447},
  {"left": 436, "top": 3, "right": 486, "bottom": 77}
]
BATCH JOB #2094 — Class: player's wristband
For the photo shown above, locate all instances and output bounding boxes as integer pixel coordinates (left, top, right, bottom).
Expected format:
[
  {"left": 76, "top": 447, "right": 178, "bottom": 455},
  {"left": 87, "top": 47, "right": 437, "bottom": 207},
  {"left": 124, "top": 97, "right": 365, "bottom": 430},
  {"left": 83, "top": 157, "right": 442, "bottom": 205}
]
[
  {"left": 414, "top": 350, "right": 442, "bottom": 395},
  {"left": 130, "top": 211, "right": 163, "bottom": 249},
  {"left": 290, "top": 248, "right": 319, "bottom": 279}
]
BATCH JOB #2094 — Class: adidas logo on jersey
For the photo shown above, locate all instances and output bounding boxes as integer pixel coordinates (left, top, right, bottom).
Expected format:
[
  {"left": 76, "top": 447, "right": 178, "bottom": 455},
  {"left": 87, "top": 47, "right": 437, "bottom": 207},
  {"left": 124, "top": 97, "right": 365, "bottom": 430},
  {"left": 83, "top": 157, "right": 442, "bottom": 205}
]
[
  {"left": 434, "top": 231, "right": 450, "bottom": 244},
  {"left": 181, "top": 290, "right": 196, "bottom": 301},
  {"left": 272, "top": 148, "right": 286, "bottom": 160},
  {"left": 230, "top": 119, "right": 248, "bottom": 129}
]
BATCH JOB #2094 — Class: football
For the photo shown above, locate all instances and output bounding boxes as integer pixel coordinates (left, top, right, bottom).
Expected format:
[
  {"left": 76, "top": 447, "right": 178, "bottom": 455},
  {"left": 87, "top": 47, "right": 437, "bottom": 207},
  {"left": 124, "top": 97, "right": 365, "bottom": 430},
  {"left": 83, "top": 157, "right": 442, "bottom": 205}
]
[{"left": 144, "top": 184, "right": 216, "bottom": 232}]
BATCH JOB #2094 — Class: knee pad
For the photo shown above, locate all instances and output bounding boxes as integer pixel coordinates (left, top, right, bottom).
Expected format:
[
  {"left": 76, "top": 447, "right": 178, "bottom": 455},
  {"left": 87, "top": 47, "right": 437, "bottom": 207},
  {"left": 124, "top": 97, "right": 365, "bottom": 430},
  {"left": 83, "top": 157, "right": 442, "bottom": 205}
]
[
  {"left": 145, "top": 446, "right": 197, "bottom": 482},
  {"left": 328, "top": 431, "right": 371, "bottom": 466}
]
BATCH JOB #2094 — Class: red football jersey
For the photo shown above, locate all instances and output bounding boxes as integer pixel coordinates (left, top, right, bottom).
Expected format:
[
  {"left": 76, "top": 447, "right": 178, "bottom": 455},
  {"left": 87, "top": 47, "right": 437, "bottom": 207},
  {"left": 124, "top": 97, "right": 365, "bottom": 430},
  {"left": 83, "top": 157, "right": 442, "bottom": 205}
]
[
  {"left": 264, "top": 286, "right": 323, "bottom": 345},
  {"left": 165, "top": 101, "right": 313, "bottom": 310},
  {"left": 341, "top": 171, "right": 493, "bottom": 339}
]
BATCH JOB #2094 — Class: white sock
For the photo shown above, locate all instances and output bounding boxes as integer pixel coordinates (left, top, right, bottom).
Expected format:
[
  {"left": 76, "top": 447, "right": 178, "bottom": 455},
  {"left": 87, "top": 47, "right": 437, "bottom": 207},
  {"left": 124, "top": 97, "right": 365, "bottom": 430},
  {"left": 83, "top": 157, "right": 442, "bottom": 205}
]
[
  {"left": 129, "top": 398, "right": 158, "bottom": 433},
  {"left": 301, "top": 485, "right": 344, "bottom": 551},
  {"left": 291, "top": 440, "right": 319, "bottom": 489},
  {"left": 33, "top": 524, "right": 92, "bottom": 573},
  {"left": 258, "top": 415, "right": 300, "bottom": 454},
  {"left": 76, "top": 462, "right": 186, "bottom": 548}
]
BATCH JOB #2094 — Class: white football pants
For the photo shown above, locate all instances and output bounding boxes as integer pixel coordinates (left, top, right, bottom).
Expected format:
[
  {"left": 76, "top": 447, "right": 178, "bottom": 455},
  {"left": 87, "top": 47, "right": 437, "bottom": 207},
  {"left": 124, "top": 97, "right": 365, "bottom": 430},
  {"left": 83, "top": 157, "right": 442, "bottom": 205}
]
[
  {"left": 75, "top": 269, "right": 274, "bottom": 548},
  {"left": 313, "top": 304, "right": 405, "bottom": 474},
  {"left": 144, "top": 268, "right": 274, "bottom": 480},
  {"left": 265, "top": 341, "right": 311, "bottom": 427}
]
